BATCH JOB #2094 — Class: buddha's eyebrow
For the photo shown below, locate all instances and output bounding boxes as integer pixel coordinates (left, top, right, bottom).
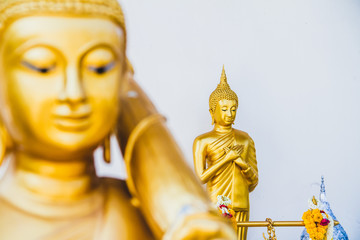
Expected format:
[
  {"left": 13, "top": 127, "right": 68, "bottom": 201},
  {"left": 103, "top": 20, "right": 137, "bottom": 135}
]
[
  {"left": 13, "top": 39, "right": 58, "bottom": 56},
  {"left": 78, "top": 42, "right": 123, "bottom": 61}
]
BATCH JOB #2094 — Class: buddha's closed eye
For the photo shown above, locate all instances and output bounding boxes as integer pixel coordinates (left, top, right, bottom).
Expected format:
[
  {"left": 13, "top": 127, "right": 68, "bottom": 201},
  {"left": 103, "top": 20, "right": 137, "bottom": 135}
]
[
  {"left": 21, "top": 60, "right": 56, "bottom": 74},
  {"left": 87, "top": 62, "right": 115, "bottom": 75}
]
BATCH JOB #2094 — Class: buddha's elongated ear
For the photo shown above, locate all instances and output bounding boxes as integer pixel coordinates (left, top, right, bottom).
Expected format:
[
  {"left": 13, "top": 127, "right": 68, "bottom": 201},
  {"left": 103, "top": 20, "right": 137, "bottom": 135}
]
[
  {"left": 118, "top": 58, "right": 133, "bottom": 97},
  {"left": 102, "top": 133, "right": 111, "bottom": 164},
  {"left": 209, "top": 109, "right": 215, "bottom": 125},
  {"left": 0, "top": 120, "right": 10, "bottom": 166}
]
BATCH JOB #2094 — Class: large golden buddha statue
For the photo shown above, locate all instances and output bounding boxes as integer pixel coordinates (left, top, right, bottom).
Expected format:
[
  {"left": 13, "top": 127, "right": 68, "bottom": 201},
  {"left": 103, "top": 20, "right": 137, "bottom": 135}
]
[
  {"left": 193, "top": 67, "right": 259, "bottom": 240},
  {"left": 0, "top": 0, "right": 236, "bottom": 239}
]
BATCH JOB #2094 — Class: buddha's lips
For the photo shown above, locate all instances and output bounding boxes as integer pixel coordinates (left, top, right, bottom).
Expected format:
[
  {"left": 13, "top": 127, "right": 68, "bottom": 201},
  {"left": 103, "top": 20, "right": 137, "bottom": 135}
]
[
  {"left": 52, "top": 104, "right": 92, "bottom": 119},
  {"left": 53, "top": 114, "right": 91, "bottom": 131},
  {"left": 54, "top": 113, "right": 91, "bottom": 120}
]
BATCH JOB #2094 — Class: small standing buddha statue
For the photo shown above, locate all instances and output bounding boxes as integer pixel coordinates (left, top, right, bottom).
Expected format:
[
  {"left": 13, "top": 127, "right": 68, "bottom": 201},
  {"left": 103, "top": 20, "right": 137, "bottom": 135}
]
[
  {"left": 0, "top": 0, "right": 237, "bottom": 239},
  {"left": 193, "top": 66, "right": 259, "bottom": 240}
]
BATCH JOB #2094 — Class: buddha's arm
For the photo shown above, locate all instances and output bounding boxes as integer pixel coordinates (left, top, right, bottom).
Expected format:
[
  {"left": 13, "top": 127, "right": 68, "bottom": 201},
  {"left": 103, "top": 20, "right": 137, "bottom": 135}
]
[
  {"left": 241, "top": 137, "right": 258, "bottom": 192},
  {"left": 193, "top": 139, "right": 231, "bottom": 184},
  {"left": 116, "top": 78, "right": 221, "bottom": 238}
]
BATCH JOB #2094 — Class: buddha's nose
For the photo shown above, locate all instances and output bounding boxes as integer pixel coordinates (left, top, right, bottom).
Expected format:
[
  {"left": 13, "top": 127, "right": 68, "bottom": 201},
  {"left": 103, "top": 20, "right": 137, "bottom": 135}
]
[
  {"left": 226, "top": 110, "right": 233, "bottom": 117},
  {"left": 58, "top": 65, "right": 86, "bottom": 104}
]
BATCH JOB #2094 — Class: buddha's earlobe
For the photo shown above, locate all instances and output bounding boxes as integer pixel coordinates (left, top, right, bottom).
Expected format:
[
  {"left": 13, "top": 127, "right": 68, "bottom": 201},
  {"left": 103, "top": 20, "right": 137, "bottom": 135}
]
[
  {"left": 0, "top": 120, "right": 10, "bottom": 166},
  {"left": 102, "top": 133, "right": 111, "bottom": 164},
  {"left": 209, "top": 110, "right": 215, "bottom": 125},
  {"left": 119, "top": 58, "right": 134, "bottom": 98}
]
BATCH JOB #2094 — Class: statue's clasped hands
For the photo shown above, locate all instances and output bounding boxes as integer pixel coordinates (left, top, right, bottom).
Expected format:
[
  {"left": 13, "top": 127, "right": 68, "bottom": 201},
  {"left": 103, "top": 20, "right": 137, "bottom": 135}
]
[
  {"left": 224, "top": 145, "right": 249, "bottom": 170},
  {"left": 224, "top": 144, "right": 244, "bottom": 161}
]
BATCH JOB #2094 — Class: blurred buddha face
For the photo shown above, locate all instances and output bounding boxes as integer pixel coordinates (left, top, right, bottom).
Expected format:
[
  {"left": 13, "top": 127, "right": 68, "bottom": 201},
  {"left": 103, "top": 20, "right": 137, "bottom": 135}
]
[
  {"left": 213, "top": 99, "right": 237, "bottom": 126},
  {"left": 0, "top": 16, "right": 125, "bottom": 159}
]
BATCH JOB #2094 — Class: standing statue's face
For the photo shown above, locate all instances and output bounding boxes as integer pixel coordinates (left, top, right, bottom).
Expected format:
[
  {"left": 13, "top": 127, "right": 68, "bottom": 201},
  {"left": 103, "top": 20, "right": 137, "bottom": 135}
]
[
  {"left": 213, "top": 99, "right": 237, "bottom": 126},
  {"left": 0, "top": 16, "right": 125, "bottom": 159}
]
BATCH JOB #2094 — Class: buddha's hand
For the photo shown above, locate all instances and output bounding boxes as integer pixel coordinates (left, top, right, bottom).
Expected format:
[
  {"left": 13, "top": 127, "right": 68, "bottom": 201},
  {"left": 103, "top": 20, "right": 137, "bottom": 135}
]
[
  {"left": 232, "top": 144, "right": 244, "bottom": 156},
  {"left": 232, "top": 145, "right": 249, "bottom": 170},
  {"left": 235, "top": 157, "right": 249, "bottom": 170},
  {"left": 163, "top": 212, "right": 237, "bottom": 240},
  {"left": 223, "top": 145, "right": 244, "bottom": 162}
]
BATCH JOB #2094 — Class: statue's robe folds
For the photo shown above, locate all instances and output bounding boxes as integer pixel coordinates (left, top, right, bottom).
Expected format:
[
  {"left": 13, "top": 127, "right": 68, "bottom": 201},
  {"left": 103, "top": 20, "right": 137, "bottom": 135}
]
[
  {"left": 205, "top": 129, "right": 258, "bottom": 240},
  {"left": 206, "top": 129, "right": 258, "bottom": 211},
  {"left": 0, "top": 176, "right": 154, "bottom": 240}
]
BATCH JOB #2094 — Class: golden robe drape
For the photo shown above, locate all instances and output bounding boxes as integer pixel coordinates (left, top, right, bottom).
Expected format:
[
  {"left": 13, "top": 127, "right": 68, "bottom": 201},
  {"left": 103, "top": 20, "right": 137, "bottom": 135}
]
[{"left": 206, "top": 130, "right": 258, "bottom": 211}]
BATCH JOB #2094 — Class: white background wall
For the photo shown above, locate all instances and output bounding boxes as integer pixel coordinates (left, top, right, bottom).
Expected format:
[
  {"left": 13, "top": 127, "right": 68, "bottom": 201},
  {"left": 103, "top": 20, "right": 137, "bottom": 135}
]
[{"left": 99, "top": 0, "right": 360, "bottom": 238}]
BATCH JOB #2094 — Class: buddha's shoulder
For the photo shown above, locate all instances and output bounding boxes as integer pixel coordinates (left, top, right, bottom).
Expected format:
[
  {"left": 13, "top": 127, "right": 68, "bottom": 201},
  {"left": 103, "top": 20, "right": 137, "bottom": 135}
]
[
  {"left": 193, "top": 131, "right": 218, "bottom": 145},
  {"left": 233, "top": 129, "right": 251, "bottom": 139},
  {"left": 232, "top": 129, "right": 254, "bottom": 144}
]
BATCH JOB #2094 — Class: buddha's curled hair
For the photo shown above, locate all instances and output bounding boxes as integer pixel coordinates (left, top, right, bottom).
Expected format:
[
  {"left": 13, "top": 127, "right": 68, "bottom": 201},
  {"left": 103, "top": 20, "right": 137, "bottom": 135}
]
[{"left": 0, "top": 0, "right": 126, "bottom": 37}]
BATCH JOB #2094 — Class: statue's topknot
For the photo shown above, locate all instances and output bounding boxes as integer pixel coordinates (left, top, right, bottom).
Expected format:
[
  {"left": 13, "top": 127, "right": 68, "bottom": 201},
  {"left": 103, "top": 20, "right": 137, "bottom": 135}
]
[
  {"left": 209, "top": 65, "right": 238, "bottom": 112},
  {"left": 0, "top": 0, "right": 126, "bottom": 35}
]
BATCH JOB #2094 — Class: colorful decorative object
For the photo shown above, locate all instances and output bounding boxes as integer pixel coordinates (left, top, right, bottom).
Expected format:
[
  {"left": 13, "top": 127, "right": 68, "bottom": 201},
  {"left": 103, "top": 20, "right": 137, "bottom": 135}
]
[
  {"left": 301, "top": 177, "right": 349, "bottom": 240},
  {"left": 302, "top": 198, "right": 333, "bottom": 240},
  {"left": 216, "top": 195, "right": 237, "bottom": 230}
]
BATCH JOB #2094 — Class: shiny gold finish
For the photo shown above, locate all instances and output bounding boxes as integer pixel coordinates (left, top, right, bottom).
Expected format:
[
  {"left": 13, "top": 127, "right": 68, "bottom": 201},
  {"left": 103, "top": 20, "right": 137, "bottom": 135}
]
[
  {"left": 123, "top": 113, "right": 166, "bottom": 202},
  {"left": 117, "top": 71, "right": 237, "bottom": 240},
  {"left": 194, "top": 66, "right": 258, "bottom": 240},
  {"left": 209, "top": 65, "right": 238, "bottom": 115},
  {"left": 0, "top": 0, "right": 126, "bottom": 33},
  {"left": 103, "top": 134, "right": 112, "bottom": 164},
  {"left": 237, "top": 220, "right": 340, "bottom": 227},
  {"left": 0, "top": 0, "right": 237, "bottom": 239},
  {"left": 263, "top": 218, "right": 277, "bottom": 240},
  {"left": 0, "top": 121, "right": 11, "bottom": 166}
]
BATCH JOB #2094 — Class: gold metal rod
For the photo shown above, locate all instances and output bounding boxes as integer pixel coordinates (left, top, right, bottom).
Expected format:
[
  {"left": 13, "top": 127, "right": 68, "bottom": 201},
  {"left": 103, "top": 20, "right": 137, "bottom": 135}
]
[{"left": 237, "top": 220, "right": 339, "bottom": 227}]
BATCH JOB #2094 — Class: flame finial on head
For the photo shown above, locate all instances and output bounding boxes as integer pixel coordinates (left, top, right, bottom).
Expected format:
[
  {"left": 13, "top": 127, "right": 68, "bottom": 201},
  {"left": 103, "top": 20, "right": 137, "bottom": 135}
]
[
  {"left": 220, "top": 65, "right": 228, "bottom": 85},
  {"left": 209, "top": 65, "right": 238, "bottom": 112}
]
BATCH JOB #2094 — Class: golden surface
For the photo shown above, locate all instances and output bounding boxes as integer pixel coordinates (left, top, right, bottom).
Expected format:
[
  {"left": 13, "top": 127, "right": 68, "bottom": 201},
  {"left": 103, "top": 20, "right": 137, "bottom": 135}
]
[
  {"left": 0, "top": 0, "right": 126, "bottom": 32},
  {"left": 0, "top": 0, "right": 237, "bottom": 239},
  {"left": 193, "top": 67, "right": 259, "bottom": 240},
  {"left": 237, "top": 220, "right": 340, "bottom": 227}
]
